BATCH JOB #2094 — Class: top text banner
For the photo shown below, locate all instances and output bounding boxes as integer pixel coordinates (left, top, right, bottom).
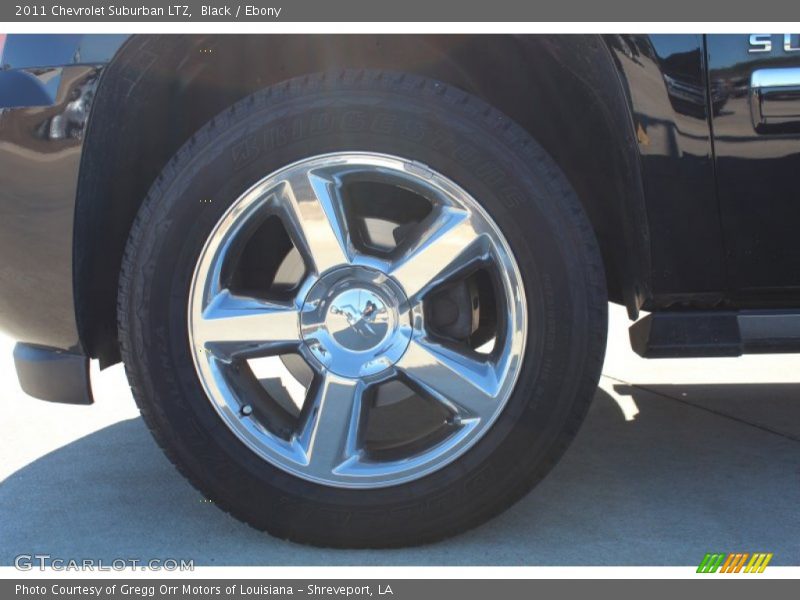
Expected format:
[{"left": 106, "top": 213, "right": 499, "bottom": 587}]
[{"left": 1, "top": 0, "right": 799, "bottom": 22}]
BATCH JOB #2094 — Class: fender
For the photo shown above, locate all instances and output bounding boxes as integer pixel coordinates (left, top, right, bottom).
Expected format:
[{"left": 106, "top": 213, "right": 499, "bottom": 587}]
[{"left": 74, "top": 34, "right": 654, "bottom": 367}]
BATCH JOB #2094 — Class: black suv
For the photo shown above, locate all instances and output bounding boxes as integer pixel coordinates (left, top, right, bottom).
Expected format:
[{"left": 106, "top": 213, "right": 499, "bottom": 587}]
[{"left": 1, "top": 34, "right": 798, "bottom": 547}]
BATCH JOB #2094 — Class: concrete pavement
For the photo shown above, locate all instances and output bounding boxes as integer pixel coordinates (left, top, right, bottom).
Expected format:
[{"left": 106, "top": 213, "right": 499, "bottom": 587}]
[{"left": 1, "top": 304, "right": 798, "bottom": 565}]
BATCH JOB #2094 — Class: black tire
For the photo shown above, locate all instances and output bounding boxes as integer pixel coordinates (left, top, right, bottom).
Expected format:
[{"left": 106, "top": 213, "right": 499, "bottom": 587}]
[{"left": 118, "top": 69, "right": 607, "bottom": 548}]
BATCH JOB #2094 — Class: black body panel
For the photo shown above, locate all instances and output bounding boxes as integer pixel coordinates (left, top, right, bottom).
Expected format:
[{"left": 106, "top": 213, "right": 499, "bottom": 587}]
[
  {"left": 0, "top": 34, "right": 127, "bottom": 352},
  {"left": 707, "top": 35, "right": 800, "bottom": 305},
  {"left": 607, "top": 34, "right": 728, "bottom": 308}
]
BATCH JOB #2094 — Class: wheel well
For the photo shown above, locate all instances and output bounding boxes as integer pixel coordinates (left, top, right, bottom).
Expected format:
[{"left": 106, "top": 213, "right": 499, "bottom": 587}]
[{"left": 75, "top": 34, "right": 648, "bottom": 367}]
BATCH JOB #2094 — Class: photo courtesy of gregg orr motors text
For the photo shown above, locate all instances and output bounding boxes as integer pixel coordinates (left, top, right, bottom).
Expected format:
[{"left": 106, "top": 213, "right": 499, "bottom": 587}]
[
  {"left": 15, "top": 585, "right": 389, "bottom": 597},
  {"left": 14, "top": 5, "right": 283, "bottom": 18}
]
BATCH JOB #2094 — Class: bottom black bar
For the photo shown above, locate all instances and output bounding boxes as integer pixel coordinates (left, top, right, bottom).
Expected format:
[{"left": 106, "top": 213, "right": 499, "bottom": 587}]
[{"left": 3, "top": 579, "right": 796, "bottom": 600}]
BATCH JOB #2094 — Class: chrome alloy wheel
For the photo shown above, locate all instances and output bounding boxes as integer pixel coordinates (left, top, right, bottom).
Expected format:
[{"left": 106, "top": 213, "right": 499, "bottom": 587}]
[{"left": 188, "top": 152, "right": 527, "bottom": 488}]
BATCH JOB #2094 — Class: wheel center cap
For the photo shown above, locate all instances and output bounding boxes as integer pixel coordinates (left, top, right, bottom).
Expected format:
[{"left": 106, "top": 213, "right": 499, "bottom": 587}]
[
  {"left": 326, "top": 288, "right": 390, "bottom": 352},
  {"left": 300, "top": 267, "right": 412, "bottom": 378}
]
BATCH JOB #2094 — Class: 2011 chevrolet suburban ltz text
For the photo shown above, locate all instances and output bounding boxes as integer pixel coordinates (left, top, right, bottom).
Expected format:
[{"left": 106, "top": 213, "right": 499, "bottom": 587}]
[{"left": 1, "top": 34, "right": 798, "bottom": 547}]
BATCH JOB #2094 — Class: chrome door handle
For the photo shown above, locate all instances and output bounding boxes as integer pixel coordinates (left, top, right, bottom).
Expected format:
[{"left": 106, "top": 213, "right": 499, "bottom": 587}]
[{"left": 750, "top": 67, "right": 800, "bottom": 131}]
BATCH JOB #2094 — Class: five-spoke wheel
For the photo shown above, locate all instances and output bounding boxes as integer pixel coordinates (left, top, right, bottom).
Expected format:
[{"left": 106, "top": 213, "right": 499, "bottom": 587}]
[{"left": 188, "top": 153, "right": 527, "bottom": 488}]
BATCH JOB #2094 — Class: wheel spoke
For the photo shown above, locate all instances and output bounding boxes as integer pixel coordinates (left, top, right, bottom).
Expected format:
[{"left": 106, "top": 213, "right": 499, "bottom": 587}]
[
  {"left": 295, "top": 374, "right": 364, "bottom": 476},
  {"left": 396, "top": 337, "right": 500, "bottom": 421},
  {"left": 278, "top": 169, "right": 351, "bottom": 275},
  {"left": 195, "top": 290, "right": 300, "bottom": 360},
  {"left": 389, "top": 207, "right": 487, "bottom": 300}
]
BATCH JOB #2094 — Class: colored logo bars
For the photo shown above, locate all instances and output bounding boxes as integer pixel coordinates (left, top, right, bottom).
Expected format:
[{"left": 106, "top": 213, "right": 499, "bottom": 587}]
[{"left": 697, "top": 552, "right": 773, "bottom": 573}]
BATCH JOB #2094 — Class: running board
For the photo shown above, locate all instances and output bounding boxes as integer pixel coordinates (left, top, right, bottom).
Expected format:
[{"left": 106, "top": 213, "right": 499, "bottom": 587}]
[{"left": 629, "top": 310, "right": 800, "bottom": 358}]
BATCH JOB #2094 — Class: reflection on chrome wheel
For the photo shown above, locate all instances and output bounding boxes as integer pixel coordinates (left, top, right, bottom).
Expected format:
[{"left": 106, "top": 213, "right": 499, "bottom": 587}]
[{"left": 188, "top": 153, "right": 527, "bottom": 488}]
